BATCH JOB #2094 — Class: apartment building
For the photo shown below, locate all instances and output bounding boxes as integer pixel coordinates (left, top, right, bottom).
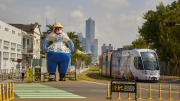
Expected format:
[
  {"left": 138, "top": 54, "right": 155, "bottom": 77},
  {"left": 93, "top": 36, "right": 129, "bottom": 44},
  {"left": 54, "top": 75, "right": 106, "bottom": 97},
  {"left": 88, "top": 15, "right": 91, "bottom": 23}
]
[
  {"left": 10, "top": 22, "right": 41, "bottom": 68},
  {"left": 0, "top": 20, "right": 23, "bottom": 71}
]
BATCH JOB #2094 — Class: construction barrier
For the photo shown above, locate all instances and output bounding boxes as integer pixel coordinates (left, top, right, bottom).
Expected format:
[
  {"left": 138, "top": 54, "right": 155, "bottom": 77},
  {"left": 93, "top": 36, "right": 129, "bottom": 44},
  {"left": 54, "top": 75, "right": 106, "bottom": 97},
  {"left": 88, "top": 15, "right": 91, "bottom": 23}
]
[
  {"left": 5, "top": 83, "right": 8, "bottom": 100},
  {"left": 169, "top": 84, "right": 172, "bottom": 100},
  {"left": 2, "top": 84, "right": 5, "bottom": 101},
  {"left": 166, "top": 75, "right": 168, "bottom": 83},
  {"left": 159, "top": 83, "right": 162, "bottom": 99},
  {"left": 138, "top": 83, "right": 141, "bottom": 99},
  {"left": 148, "top": 83, "right": 152, "bottom": 99},
  {"left": 162, "top": 75, "right": 164, "bottom": 82},
  {"left": 106, "top": 82, "right": 110, "bottom": 99},
  {"left": 9, "top": 83, "right": 11, "bottom": 99}
]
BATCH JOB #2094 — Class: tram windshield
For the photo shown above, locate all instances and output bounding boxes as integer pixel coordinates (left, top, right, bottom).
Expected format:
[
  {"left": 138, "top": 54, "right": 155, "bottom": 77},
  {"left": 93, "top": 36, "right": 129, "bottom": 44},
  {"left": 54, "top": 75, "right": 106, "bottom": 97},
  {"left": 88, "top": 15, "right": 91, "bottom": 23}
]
[{"left": 140, "top": 52, "right": 159, "bottom": 70}]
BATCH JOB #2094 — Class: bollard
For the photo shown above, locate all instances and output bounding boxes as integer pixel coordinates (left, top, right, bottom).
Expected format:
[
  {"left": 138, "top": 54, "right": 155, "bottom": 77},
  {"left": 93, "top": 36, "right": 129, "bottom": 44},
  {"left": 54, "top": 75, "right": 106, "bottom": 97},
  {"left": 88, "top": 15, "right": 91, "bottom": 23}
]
[
  {"left": 159, "top": 83, "right": 162, "bottom": 99},
  {"left": 162, "top": 75, "right": 164, "bottom": 82},
  {"left": 79, "top": 73, "right": 80, "bottom": 81},
  {"left": 166, "top": 75, "right": 168, "bottom": 83},
  {"left": 127, "top": 83, "right": 131, "bottom": 99},
  {"left": 106, "top": 82, "right": 110, "bottom": 99},
  {"left": 9, "top": 83, "right": 11, "bottom": 99},
  {"left": 12, "top": 82, "right": 14, "bottom": 99},
  {"left": 138, "top": 83, "right": 141, "bottom": 99},
  {"left": 2, "top": 84, "right": 5, "bottom": 101},
  {"left": 169, "top": 84, "right": 172, "bottom": 100},
  {"left": 6, "top": 83, "right": 9, "bottom": 100},
  {"left": 148, "top": 83, "right": 152, "bottom": 99},
  {"left": 0, "top": 84, "right": 1, "bottom": 101},
  {"left": 117, "top": 83, "right": 121, "bottom": 99},
  {"left": 114, "top": 73, "right": 115, "bottom": 80},
  {"left": 179, "top": 84, "right": 180, "bottom": 100}
]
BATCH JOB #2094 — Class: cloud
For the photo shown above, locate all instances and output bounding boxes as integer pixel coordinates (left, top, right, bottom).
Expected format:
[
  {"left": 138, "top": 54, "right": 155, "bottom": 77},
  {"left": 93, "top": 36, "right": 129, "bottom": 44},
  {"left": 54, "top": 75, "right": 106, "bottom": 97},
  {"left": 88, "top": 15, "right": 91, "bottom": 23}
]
[
  {"left": 0, "top": 4, "right": 7, "bottom": 11},
  {"left": 145, "top": 0, "right": 172, "bottom": 6},
  {"left": 71, "top": 10, "right": 85, "bottom": 20},
  {"left": 93, "top": 0, "right": 131, "bottom": 9}
]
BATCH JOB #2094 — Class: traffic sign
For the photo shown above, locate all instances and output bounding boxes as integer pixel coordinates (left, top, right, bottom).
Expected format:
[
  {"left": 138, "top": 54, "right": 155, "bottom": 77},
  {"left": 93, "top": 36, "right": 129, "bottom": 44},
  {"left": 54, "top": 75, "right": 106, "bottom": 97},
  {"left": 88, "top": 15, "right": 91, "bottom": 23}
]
[{"left": 17, "top": 59, "right": 22, "bottom": 63}]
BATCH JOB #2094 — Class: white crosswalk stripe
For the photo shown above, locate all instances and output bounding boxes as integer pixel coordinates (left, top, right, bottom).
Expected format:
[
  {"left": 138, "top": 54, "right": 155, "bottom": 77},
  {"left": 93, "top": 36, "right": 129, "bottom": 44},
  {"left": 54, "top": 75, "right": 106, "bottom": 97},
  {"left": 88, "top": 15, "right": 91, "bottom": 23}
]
[{"left": 14, "top": 84, "right": 86, "bottom": 98}]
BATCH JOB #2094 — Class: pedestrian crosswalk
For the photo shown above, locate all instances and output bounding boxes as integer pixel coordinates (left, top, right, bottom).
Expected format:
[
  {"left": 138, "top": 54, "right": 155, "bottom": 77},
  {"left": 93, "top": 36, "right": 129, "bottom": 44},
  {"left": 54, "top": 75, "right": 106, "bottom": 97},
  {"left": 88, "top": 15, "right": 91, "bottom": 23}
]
[{"left": 14, "top": 84, "right": 86, "bottom": 98}]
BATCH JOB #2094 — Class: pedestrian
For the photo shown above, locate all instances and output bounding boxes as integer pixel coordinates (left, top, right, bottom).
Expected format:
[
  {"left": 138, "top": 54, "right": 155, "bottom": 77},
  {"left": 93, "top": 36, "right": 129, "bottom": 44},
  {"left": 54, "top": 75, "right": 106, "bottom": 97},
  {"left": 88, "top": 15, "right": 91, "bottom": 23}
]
[
  {"left": 21, "top": 66, "right": 26, "bottom": 81},
  {"left": 27, "top": 64, "right": 31, "bottom": 68}
]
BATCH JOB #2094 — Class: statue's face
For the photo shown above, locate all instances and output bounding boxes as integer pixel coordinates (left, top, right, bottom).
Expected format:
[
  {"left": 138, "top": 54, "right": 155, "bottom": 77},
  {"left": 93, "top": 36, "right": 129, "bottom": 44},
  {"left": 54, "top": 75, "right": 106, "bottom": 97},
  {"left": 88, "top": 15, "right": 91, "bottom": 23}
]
[{"left": 54, "top": 28, "right": 63, "bottom": 35}]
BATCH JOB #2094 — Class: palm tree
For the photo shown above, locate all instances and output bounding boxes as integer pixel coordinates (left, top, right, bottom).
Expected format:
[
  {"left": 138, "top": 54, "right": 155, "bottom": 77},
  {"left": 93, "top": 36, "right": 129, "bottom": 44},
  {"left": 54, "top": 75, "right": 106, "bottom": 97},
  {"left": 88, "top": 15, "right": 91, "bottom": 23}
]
[{"left": 47, "top": 24, "right": 54, "bottom": 32}]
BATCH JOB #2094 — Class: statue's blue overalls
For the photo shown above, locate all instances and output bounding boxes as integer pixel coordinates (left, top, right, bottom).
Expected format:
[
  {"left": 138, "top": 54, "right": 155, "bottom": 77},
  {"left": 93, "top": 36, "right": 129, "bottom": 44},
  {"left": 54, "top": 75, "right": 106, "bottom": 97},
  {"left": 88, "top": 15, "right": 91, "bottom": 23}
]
[{"left": 41, "top": 27, "right": 74, "bottom": 81}]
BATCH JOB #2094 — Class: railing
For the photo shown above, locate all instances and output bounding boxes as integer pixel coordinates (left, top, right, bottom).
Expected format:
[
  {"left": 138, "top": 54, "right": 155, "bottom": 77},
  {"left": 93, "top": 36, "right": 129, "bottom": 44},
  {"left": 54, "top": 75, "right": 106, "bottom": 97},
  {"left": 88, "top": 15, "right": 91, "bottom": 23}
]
[
  {"left": 11, "top": 53, "right": 16, "bottom": 58},
  {"left": 22, "top": 48, "right": 36, "bottom": 54},
  {"left": 11, "top": 43, "right": 16, "bottom": 48},
  {"left": 4, "top": 41, "right": 10, "bottom": 47},
  {"left": 3, "top": 52, "right": 9, "bottom": 58}
]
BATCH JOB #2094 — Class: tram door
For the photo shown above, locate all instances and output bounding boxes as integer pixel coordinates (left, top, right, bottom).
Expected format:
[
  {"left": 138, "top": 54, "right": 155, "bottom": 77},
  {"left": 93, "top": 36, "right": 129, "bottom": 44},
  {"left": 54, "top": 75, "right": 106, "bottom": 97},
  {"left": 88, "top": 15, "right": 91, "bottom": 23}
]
[{"left": 123, "top": 56, "right": 130, "bottom": 79}]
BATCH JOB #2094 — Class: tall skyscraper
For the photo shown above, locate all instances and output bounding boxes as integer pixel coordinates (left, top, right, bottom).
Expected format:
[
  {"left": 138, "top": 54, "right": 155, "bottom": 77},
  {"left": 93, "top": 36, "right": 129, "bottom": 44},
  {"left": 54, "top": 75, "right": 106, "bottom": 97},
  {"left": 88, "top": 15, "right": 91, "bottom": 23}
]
[
  {"left": 86, "top": 17, "right": 95, "bottom": 44},
  {"left": 77, "top": 17, "right": 98, "bottom": 64}
]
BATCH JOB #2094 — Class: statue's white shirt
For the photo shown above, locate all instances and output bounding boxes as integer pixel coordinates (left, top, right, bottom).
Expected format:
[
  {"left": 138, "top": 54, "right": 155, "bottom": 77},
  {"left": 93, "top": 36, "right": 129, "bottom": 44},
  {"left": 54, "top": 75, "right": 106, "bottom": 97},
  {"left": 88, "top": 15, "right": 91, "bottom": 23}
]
[{"left": 46, "top": 32, "right": 70, "bottom": 53}]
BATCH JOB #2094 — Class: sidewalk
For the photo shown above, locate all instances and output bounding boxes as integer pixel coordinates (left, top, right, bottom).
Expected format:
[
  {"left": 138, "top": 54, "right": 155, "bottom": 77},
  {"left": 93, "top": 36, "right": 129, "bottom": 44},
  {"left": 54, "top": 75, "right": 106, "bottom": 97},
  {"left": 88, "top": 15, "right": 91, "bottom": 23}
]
[{"left": 11, "top": 98, "right": 180, "bottom": 101}]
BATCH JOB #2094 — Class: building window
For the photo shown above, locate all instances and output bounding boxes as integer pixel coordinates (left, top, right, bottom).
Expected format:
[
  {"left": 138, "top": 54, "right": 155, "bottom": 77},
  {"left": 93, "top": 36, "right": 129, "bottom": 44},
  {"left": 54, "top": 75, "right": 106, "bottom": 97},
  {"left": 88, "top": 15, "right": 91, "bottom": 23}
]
[
  {"left": 5, "top": 28, "right": 8, "bottom": 32},
  {"left": 18, "top": 33, "right": 21, "bottom": 36},
  {"left": 12, "top": 30, "right": 15, "bottom": 34},
  {"left": 11, "top": 43, "right": 16, "bottom": 48},
  {"left": 4, "top": 41, "right": 10, "bottom": 47},
  {"left": 0, "top": 25, "right": 1, "bottom": 29},
  {"left": 27, "top": 39, "right": 29, "bottom": 45}
]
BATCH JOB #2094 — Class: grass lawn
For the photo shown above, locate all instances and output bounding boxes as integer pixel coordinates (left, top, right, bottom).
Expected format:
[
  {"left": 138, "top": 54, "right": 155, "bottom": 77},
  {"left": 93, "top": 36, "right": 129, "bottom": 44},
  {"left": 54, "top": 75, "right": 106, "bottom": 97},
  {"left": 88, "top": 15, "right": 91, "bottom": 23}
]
[
  {"left": 160, "top": 75, "right": 180, "bottom": 80},
  {"left": 75, "top": 65, "right": 114, "bottom": 81}
]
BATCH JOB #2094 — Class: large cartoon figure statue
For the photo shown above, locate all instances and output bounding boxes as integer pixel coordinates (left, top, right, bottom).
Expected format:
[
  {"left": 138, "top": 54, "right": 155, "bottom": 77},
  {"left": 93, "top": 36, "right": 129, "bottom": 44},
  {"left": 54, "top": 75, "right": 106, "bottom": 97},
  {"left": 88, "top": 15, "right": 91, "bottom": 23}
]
[{"left": 41, "top": 22, "right": 74, "bottom": 81}]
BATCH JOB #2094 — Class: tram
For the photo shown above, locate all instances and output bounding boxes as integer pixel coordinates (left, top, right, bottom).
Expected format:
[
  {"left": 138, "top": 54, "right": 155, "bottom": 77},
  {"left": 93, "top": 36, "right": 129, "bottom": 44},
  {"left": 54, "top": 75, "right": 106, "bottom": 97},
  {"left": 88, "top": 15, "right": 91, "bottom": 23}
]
[{"left": 99, "top": 48, "right": 160, "bottom": 81}]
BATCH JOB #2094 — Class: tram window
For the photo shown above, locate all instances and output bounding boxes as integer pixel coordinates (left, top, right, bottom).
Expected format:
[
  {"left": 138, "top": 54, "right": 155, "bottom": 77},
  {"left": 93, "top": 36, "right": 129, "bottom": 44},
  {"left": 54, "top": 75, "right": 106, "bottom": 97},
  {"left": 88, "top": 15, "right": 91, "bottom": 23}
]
[{"left": 134, "top": 57, "right": 143, "bottom": 70}]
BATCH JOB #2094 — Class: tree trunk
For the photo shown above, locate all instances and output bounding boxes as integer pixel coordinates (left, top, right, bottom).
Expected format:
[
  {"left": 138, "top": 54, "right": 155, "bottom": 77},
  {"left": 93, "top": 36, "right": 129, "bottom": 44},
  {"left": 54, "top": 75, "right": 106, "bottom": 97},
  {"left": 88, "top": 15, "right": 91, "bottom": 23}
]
[
  {"left": 172, "top": 53, "right": 178, "bottom": 76},
  {"left": 165, "top": 61, "right": 168, "bottom": 75},
  {"left": 172, "top": 61, "right": 178, "bottom": 76},
  {"left": 178, "top": 59, "right": 180, "bottom": 77}
]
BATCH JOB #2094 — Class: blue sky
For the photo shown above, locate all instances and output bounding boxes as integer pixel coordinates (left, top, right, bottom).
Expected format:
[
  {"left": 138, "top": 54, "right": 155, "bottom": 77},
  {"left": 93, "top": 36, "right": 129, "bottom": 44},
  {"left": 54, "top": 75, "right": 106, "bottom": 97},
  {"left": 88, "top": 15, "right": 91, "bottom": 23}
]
[{"left": 0, "top": 0, "right": 178, "bottom": 55}]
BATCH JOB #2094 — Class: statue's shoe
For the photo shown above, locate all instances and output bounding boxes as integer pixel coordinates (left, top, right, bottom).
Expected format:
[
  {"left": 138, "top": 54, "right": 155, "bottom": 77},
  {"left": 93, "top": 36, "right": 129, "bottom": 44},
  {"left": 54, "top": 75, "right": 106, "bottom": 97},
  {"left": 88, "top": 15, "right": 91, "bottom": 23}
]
[
  {"left": 48, "top": 78, "right": 55, "bottom": 81},
  {"left": 59, "top": 78, "right": 66, "bottom": 81}
]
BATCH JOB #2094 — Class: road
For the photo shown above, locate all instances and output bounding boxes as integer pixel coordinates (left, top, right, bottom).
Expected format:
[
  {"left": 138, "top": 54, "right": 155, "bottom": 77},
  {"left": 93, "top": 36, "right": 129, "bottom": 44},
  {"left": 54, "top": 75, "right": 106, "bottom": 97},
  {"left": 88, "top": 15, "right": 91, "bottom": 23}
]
[{"left": 13, "top": 80, "right": 180, "bottom": 100}]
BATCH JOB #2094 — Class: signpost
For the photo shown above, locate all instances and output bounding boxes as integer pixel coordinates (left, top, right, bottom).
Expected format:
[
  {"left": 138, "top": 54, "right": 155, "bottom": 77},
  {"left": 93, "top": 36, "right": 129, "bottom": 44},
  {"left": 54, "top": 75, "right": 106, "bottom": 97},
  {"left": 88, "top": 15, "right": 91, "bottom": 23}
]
[
  {"left": 17, "top": 59, "right": 22, "bottom": 63},
  {"left": 110, "top": 80, "right": 137, "bottom": 100}
]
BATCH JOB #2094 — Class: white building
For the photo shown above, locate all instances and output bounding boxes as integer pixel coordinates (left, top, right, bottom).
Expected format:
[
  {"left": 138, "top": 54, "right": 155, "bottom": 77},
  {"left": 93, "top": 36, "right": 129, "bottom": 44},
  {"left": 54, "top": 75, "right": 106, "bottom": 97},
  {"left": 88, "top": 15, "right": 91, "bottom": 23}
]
[
  {"left": 10, "top": 22, "right": 41, "bottom": 68},
  {"left": 0, "top": 20, "right": 23, "bottom": 71}
]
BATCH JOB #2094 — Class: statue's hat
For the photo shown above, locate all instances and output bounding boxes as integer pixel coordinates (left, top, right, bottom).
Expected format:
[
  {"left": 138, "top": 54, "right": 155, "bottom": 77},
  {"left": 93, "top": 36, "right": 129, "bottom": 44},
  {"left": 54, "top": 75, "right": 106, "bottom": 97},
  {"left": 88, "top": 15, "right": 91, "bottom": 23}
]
[{"left": 53, "top": 22, "right": 63, "bottom": 28}]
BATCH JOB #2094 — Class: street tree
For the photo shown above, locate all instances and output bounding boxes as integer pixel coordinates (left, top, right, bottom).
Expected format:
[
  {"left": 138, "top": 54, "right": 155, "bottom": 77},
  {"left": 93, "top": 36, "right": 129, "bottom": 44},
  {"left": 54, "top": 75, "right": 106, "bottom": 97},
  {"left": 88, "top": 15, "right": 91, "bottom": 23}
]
[
  {"left": 138, "top": 1, "right": 180, "bottom": 76},
  {"left": 123, "top": 37, "right": 148, "bottom": 48}
]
